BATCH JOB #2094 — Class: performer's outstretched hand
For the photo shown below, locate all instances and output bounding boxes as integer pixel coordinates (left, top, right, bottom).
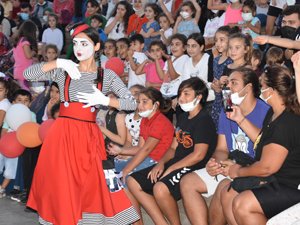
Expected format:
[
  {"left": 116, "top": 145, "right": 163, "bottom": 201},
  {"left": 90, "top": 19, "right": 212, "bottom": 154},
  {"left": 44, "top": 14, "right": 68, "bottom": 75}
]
[
  {"left": 56, "top": 58, "right": 81, "bottom": 80},
  {"left": 77, "top": 86, "right": 110, "bottom": 108}
]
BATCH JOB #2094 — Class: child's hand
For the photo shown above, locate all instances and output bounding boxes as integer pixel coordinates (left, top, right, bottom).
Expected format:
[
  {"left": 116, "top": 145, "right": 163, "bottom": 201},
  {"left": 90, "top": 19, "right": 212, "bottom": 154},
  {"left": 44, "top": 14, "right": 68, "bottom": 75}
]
[
  {"left": 107, "top": 143, "right": 122, "bottom": 156},
  {"left": 176, "top": 15, "right": 182, "bottom": 23},
  {"left": 162, "top": 51, "right": 171, "bottom": 60},
  {"left": 253, "top": 35, "right": 269, "bottom": 45},
  {"left": 211, "top": 79, "right": 222, "bottom": 93},
  {"left": 128, "top": 49, "right": 134, "bottom": 58},
  {"left": 219, "top": 76, "right": 228, "bottom": 85}
]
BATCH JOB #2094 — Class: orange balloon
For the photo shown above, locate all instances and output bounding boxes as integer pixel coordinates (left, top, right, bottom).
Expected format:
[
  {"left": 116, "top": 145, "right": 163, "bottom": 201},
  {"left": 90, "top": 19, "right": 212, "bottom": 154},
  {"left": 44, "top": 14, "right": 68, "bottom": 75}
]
[{"left": 16, "top": 122, "right": 42, "bottom": 148}]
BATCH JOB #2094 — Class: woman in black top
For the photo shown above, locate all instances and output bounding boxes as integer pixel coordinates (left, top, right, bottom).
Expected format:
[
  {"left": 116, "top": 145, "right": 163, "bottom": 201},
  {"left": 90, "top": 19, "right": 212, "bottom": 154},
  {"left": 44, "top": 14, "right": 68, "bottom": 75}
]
[{"left": 220, "top": 66, "right": 300, "bottom": 225}]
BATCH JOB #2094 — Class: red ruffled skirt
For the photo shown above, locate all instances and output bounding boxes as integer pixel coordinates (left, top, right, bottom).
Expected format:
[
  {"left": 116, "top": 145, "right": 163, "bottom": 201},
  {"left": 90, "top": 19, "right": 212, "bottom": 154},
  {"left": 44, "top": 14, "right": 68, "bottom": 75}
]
[{"left": 27, "top": 103, "right": 139, "bottom": 225}]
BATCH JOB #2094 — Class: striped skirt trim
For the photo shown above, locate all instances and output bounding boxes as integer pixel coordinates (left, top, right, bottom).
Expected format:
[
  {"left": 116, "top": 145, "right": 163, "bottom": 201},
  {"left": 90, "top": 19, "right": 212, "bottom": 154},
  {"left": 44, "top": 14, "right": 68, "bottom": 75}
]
[{"left": 39, "top": 206, "right": 139, "bottom": 225}]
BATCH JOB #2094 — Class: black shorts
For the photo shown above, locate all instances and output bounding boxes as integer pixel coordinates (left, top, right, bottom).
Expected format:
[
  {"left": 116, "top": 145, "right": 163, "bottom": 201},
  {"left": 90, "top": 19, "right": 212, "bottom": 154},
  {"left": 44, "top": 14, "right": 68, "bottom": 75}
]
[
  {"left": 252, "top": 183, "right": 300, "bottom": 219},
  {"left": 129, "top": 161, "right": 195, "bottom": 201},
  {"left": 267, "top": 5, "right": 283, "bottom": 17}
]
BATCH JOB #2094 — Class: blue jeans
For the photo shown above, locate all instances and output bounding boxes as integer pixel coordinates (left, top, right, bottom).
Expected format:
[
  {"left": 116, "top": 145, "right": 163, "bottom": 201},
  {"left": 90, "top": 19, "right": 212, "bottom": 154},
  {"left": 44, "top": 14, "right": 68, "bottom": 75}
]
[{"left": 114, "top": 157, "right": 157, "bottom": 174}]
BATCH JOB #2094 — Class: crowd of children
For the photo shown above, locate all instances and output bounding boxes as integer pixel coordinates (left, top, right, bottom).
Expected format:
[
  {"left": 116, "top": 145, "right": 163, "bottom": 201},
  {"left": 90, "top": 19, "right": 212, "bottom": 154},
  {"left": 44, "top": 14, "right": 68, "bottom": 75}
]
[{"left": 0, "top": 0, "right": 300, "bottom": 224}]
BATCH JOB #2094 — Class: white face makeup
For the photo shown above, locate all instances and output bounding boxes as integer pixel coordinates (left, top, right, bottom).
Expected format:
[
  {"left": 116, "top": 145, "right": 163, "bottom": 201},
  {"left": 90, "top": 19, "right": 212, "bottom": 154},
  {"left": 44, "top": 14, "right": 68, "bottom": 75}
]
[{"left": 73, "top": 38, "right": 94, "bottom": 61}]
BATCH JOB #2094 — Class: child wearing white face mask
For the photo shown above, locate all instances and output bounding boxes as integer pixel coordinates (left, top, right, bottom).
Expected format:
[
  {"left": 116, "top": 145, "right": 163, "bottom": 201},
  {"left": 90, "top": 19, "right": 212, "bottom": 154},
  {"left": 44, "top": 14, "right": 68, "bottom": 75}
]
[
  {"left": 208, "top": 0, "right": 243, "bottom": 26},
  {"left": 238, "top": 0, "right": 261, "bottom": 48},
  {"left": 173, "top": 0, "right": 201, "bottom": 37}
]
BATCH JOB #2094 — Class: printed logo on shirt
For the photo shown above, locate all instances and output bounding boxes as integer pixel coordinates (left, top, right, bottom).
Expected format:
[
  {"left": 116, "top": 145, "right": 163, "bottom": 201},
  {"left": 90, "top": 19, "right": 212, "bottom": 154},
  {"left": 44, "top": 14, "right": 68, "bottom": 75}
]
[
  {"left": 175, "top": 127, "right": 193, "bottom": 148},
  {"left": 231, "top": 127, "right": 250, "bottom": 154}
]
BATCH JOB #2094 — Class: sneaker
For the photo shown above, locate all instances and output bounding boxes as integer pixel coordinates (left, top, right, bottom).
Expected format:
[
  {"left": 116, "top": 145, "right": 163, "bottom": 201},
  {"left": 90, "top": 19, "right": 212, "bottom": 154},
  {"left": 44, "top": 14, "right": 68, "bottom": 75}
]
[
  {"left": 0, "top": 187, "right": 6, "bottom": 198},
  {"left": 20, "top": 193, "right": 28, "bottom": 205},
  {"left": 10, "top": 191, "right": 26, "bottom": 203},
  {"left": 9, "top": 189, "right": 21, "bottom": 196}
]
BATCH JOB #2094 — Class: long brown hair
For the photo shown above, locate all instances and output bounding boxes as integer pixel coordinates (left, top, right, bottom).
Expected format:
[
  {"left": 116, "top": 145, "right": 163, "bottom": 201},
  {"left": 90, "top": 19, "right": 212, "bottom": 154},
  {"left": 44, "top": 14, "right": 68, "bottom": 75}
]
[{"left": 264, "top": 66, "right": 300, "bottom": 115}]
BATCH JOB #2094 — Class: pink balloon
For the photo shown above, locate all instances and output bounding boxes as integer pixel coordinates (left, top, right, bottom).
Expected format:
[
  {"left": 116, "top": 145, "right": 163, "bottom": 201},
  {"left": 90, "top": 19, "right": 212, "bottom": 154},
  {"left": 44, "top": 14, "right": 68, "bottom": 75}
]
[
  {"left": 38, "top": 119, "right": 55, "bottom": 141},
  {"left": 0, "top": 132, "right": 25, "bottom": 158}
]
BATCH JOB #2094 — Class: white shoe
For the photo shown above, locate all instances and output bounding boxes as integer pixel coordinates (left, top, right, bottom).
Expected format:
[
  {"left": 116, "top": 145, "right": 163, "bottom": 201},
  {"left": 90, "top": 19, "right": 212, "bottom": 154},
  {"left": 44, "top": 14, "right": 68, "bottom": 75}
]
[{"left": 0, "top": 187, "right": 6, "bottom": 198}]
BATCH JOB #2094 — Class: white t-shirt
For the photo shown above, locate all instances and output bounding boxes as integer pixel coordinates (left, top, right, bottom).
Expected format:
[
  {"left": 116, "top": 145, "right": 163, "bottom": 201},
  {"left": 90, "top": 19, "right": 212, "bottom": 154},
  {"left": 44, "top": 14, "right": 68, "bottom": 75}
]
[
  {"left": 42, "top": 28, "right": 64, "bottom": 52},
  {"left": 106, "top": 0, "right": 117, "bottom": 19},
  {"left": 161, "top": 54, "right": 189, "bottom": 97},
  {"left": 163, "top": 0, "right": 174, "bottom": 12},
  {"left": 270, "top": 0, "right": 286, "bottom": 9},
  {"left": 106, "top": 17, "right": 125, "bottom": 40},
  {"left": 0, "top": 98, "right": 11, "bottom": 112},
  {"left": 163, "top": 54, "right": 190, "bottom": 77},
  {"left": 128, "top": 51, "right": 148, "bottom": 88},
  {"left": 256, "top": 5, "right": 269, "bottom": 15},
  {"left": 203, "top": 14, "right": 225, "bottom": 38},
  {"left": 0, "top": 18, "right": 11, "bottom": 38},
  {"left": 182, "top": 54, "right": 215, "bottom": 101}
]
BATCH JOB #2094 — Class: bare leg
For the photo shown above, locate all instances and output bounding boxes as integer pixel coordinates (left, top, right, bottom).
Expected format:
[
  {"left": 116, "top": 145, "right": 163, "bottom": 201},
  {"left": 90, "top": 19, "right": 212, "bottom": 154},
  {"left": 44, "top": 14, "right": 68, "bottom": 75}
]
[
  {"left": 127, "top": 177, "right": 168, "bottom": 225},
  {"left": 180, "top": 173, "right": 208, "bottom": 225},
  {"left": 209, "top": 179, "right": 231, "bottom": 225},
  {"left": 233, "top": 191, "right": 267, "bottom": 225},
  {"left": 265, "top": 15, "right": 276, "bottom": 36},
  {"left": 1, "top": 178, "right": 11, "bottom": 189},
  {"left": 153, "top": 182, "right": 180, "bottom": 225},
  {"left": 124, "top": 188, "right": 144, "bottom": 225},
  {"left": 220, "top": 183, "right": 239, "bottom": 225}
]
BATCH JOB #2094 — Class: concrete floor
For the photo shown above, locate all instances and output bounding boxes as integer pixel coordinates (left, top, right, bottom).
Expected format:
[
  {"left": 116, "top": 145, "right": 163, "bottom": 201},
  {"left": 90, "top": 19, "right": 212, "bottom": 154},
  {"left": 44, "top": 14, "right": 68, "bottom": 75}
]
[
  {"left": 0, "top": 197, "right": 39, "bottom": 225},
  {"left": 0, "top": 196, "right": 191, "bottom": 225}
]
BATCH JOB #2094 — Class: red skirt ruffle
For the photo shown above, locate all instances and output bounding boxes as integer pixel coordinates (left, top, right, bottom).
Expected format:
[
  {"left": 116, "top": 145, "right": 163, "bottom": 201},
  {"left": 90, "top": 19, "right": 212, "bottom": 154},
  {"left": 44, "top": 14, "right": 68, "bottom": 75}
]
[{"left": 27, "top": 116, "right": 139, "bottom": 225}]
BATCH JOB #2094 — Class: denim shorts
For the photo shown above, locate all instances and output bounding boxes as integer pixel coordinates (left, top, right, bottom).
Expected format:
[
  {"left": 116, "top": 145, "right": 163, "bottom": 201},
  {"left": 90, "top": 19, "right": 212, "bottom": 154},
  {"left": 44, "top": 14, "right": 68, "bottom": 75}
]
[
  {"left": 0, "top": 153, "right": 18, "bottom": 179},
  {"left": 114, "top": 156, "right": 157, "bottom": 174}
]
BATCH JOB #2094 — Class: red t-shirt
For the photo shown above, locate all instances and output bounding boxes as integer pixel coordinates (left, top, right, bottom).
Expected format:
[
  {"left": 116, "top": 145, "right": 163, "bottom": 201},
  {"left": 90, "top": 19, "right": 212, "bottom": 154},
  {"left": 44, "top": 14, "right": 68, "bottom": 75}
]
[
  {"left": 127, "top": 14, "right": 148, "bottom": 36},
  {"left": 140, "top": 111, "right": 174, "bottom": 161}
]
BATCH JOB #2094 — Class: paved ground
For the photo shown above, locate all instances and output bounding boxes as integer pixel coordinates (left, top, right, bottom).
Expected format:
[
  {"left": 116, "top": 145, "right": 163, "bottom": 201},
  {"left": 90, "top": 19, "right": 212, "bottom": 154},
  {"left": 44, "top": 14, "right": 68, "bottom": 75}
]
[
  {"left": 0, "top": 197, "right": 39, "bottom": 225},
  {"left": 0, "top": 196, "right": 191, "bottom": 225}
]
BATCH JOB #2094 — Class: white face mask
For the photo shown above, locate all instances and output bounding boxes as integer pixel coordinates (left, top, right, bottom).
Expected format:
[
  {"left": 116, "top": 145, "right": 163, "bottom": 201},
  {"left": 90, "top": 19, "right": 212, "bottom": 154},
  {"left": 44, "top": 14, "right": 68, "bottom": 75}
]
[
  {"left": 180, "top": 11, "right": 190, "bottom": 19},
  {"left": 230, "top": 0, "right": 239, "bottom": 3},
  {"left": 73, "top": 38, "right": 95, "bottom": 61},
  {"left": 179, "top": 98, "right": 200, "bottom": 112},
  {"left": 212, "top": 9, "right": 219, "bottom": 14},
  {"left": 230, "top": 86, "right": 247, "bottom": 105},
  {"left": 260, "top": 88, "right": 272, "bottom": 103},
  {"left": 138, "top": 104, "right": 156, "bottom": 118},
  {"left": 242, "top": 12, "right": 253, "bottom": 22}
]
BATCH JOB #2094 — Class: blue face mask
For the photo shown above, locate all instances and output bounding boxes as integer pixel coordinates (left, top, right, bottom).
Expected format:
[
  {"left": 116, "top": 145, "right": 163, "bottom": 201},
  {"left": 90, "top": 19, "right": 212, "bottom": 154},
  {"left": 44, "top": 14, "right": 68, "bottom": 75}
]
[{"left": 20, "top": 12, "right": 29, "bottom": 21}]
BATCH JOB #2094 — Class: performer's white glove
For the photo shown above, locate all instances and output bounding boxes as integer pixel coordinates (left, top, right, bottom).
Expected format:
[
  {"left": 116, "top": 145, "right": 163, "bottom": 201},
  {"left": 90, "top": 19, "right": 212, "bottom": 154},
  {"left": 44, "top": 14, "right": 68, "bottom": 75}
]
[
  {"left": 77, "top": 86, "right": 110, "bottom": 108},
  {"left": 56, "top": 58, "right": 81, "bottom": 80}
]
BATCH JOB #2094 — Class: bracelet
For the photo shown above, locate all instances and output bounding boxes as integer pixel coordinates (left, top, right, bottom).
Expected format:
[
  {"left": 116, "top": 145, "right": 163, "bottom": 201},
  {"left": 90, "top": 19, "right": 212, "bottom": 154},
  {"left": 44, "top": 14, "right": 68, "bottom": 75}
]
[{"left": 238, "top": 117, "right": 246, "bottom": 126}]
